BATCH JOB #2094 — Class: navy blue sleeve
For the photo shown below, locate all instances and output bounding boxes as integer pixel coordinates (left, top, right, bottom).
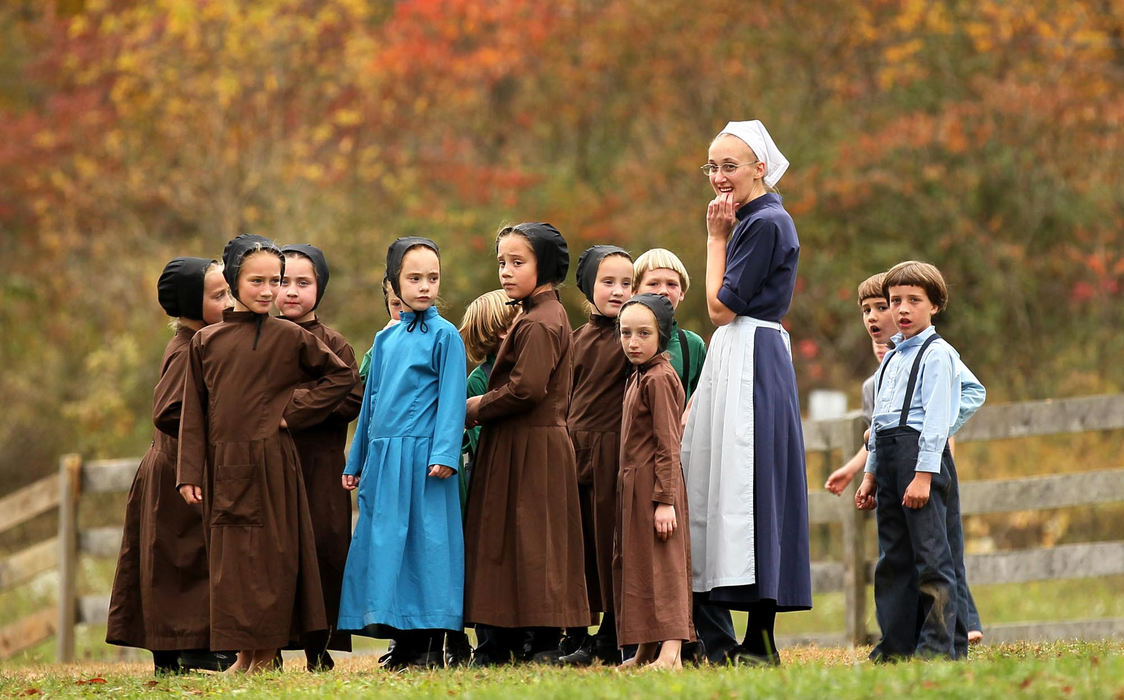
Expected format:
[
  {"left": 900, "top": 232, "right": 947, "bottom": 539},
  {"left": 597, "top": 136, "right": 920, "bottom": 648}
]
[{"left": 717, "top": 217, "right": 779, "bottom": 315}]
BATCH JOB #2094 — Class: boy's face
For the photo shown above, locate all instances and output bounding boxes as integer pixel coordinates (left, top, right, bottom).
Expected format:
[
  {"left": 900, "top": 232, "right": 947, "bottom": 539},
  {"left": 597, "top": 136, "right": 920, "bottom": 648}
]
[
  {"left": 619, "top": 303, "right": 661, "bottom": 366},
  {"left": 887, "top": 284, "right": 939, "bottom": 339},
  {"left": 872, "top": 338, "right": 889, "bottom": 363},
  {"left": 201, "top": 269, "right": 231, "bottom": 326},
  {"left": 860, "top": 295, "right": 894, "bottom": 344},
  {"left": 591, "top": 254, "right": 633, "bottom": 318},
  {"left": 235, "top": 251, "right": 281, "bottom": 314},
  {"left": 398, "top": 247, "right": 440, "bottom": 312},
  {"left": 636, "top": 267, "right": 685, "bottom": 310},
  {"left": 278, "top": 254, "right": 318, "bottom": 323},
  {"left": 497, "top": 234, "right": 539, "bottom": 300}
]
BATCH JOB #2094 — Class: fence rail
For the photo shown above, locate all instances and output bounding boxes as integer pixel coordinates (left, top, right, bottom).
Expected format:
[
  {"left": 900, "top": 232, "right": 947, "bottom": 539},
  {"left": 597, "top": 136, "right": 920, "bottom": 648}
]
[{"left": 1, "top": 395, "right": 1122, "bottom": 660}]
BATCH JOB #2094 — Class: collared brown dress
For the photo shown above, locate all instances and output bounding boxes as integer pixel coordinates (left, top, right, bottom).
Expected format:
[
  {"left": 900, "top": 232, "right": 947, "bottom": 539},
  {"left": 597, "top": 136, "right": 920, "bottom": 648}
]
[
  {"left": 613, "top": 353, "right": 694, "bottom": 646},
  {"left": 568, "top": 314, "right": 631, "bottom": 615},
  {"left": 177, "top": 310, "right": 358, "bottom": 650},
  {"left": 463, "top": 290, "right": 590, "bottom": 628},
  {"left": 287, "top": 317, "right": 363, "bottom": 652},
  {"left": 106, "top": 326, "right": 211, "bottom": 651}
]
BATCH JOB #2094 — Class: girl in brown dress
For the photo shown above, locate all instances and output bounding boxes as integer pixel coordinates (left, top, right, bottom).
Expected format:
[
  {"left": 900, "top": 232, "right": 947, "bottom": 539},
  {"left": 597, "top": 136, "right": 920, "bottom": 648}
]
[
  {"left": 177, "top": 235, "right": 358, "bottom": 674},
  {"left": 557, "top": 245, "right": 633, "bottom": 666},
  {"left": 276, "top": 244, "right": 363, "bottom": 671},
  {"left": 463, "top": 222, "right": 589, "bottom": 664},
  {"left": 614, "top": 294, "right": 693, "bottom": 670},
  {"left": 106, "top": 257, "right": 231, "bottom": 674}
]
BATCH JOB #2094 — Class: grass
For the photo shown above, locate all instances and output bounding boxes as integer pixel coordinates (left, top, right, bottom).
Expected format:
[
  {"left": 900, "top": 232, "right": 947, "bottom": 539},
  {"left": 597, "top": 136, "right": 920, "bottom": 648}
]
[{"left": 0, "top": 642, "right": 1120, "bottom": 699}]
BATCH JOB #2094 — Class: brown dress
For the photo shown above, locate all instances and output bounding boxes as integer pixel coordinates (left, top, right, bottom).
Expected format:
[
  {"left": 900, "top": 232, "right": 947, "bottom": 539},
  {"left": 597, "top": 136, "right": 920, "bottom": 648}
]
[
  {"left": 177, "top": 310, "right": 358, "bottom": 650},
  {"left": 286, "top": 318, "right": 363, "bottom": 652},
  {"left": 568, "top": 314, "right": 631, "bottom": 615},
  {"left": 613, "top": 353, "right": 694, "bottom": 646},
  {"left": 106, "top": 327, "right": 211, "bottom": 651},
  {"left": 463, "top": 290, "right": 590, "bottom": 628}
]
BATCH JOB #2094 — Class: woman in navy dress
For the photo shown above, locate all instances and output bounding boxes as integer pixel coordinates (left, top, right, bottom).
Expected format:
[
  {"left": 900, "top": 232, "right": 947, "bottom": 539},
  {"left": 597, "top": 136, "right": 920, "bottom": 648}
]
[{"left": 680, "top": 120, "right": 812, "bottom": 665}]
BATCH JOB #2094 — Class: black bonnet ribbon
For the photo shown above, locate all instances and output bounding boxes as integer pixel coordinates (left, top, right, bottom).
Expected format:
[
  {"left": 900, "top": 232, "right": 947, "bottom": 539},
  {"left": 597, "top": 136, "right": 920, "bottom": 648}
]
[{"left": 405, "top": 311, "right": 429, "bottom": 334}]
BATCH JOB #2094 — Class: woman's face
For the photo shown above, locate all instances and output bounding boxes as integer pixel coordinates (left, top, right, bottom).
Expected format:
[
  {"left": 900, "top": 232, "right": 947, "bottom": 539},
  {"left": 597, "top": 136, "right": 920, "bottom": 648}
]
[{"left": 707, "top": 135, "right": 766, "bottom": 208}]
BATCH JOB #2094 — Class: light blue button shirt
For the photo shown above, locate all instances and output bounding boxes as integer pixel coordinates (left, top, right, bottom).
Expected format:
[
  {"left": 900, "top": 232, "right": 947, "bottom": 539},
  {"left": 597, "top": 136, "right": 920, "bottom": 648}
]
[
  {"left": 864, "top": 326, "right": 962, "bottom": 475},
  {"left": 952, "top": 361, "right": 985, "bottom": 435}
]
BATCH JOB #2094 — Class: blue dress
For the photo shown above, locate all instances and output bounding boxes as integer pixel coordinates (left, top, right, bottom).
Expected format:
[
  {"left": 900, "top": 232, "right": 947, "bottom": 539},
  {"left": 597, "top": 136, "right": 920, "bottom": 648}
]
[
  {"left": 337, "top": 306, "right": 468, "bottom": 634},
  {"left": 681, "top": 193, "right": 812, "bottom": 612}
]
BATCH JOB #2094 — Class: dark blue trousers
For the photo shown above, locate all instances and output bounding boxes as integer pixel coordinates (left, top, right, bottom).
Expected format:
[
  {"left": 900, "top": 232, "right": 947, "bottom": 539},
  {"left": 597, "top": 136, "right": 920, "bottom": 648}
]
[{"left": 870, "top": 427, "right": 962, "bottom": 661}]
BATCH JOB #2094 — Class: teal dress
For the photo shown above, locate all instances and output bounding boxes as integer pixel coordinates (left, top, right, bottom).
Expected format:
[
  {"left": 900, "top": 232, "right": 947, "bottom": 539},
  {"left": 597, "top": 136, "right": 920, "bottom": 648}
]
[{"left": 337, "top": 306, "right": 467, "bottom": 634}]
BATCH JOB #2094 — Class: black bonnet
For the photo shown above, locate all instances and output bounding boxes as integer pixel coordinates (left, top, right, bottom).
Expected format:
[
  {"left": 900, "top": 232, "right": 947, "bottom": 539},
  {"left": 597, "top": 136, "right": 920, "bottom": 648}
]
[
  {"left": 222, "top": 234, "right": 285, "bottom": 302},
  {"left": 499, "top": 222, "right": 569, "bottom": 287},
  {"left": 620, "top": 293, "right": 675, "bottom": 352},
  {"left": 157, "top": 256, "right": 213, "bottom": 320},
  {"left": 281, "top": 243, "right": 330, "bottom": 310},
  {"left": 576, "top": 244, "right": 630, "bottom": 306},
  {"left": 385, "top": 237, "right": 440, "bottom": 299}
]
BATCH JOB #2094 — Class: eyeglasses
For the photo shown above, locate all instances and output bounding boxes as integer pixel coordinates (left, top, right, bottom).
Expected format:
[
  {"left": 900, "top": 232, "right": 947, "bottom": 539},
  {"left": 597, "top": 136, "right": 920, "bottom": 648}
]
[{"left": 700, "top": 160, "right": 759, "bottom": 177}]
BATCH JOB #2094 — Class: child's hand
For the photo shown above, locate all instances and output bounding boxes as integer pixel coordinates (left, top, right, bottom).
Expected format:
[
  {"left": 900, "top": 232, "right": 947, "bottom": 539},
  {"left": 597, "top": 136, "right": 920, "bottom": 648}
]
[
  {"left": 341, "top": 474, "right": 359, "bottom": 490},
  {"left": 279, "top": 417, "right": 289, "bottom": 429},
  {"left": 654, "top": 504, "right": 677, "bottom": 541},
  {"left": 465, "top": 396, "right": 482, "bottom": 426},
  {"left": 179, "top": 484, "right": 203, "bottom": 504},
  {"left": 855, "top": 473, "right": 877, "bottom": 510},
  {"left": 428, "top": 464, "right": 455, "bottom": 479},
  {"left": 825, "top": 464, "right": 859, "bottom": 495},
  {"left": 902, "top": 472, "right": 932, "bottom": 509}
]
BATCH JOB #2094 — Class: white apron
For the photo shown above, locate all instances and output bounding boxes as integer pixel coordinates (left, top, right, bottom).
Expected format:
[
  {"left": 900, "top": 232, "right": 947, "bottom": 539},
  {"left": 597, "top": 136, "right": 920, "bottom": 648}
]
[{"left": 681, "top": 315, "right": 791, "bottom": 592}]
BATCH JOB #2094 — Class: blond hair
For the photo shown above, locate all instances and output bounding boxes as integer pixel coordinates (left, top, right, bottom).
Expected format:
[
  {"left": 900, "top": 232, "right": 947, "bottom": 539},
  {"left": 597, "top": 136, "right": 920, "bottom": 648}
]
[
  {"left": 632, "top": 248, "right": 691, "bottom": 293},
  {"left": 857, "top": 272, "right": 886, "bottom": 305},
  {"left": 883, "top": 260, "right": 948, "bottom": 311},
  {"left": 459, "top": 289, "right": 518, "bottom": 364}
]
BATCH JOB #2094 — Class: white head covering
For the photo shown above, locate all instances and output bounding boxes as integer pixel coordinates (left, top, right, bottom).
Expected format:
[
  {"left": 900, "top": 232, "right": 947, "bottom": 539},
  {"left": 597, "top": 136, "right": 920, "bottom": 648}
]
[{"left": 717, "top": 120, "right": 789, "bottom": 188}]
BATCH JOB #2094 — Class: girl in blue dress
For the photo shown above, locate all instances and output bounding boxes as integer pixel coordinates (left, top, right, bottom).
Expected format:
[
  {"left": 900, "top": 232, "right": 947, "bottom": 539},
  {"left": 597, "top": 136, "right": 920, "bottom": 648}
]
[
  {"left": 681, "top": 120, "right": 812, "bottom": 665},
  {"left": 337, "top": 237, "right": 468, "bottom": 669}
]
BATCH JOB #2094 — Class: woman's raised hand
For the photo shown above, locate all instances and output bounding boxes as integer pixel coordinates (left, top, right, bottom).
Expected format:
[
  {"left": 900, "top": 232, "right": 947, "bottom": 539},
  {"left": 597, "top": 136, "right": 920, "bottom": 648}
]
[{"left": 706, "top": 191, "right": 736, "bottom": 240}]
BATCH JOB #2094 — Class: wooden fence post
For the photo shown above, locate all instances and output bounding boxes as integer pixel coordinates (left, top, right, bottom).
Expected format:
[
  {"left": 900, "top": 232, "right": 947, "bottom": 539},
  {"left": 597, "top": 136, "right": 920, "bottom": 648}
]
[
  {"left": 56, "top": 453, "right": 81, "bottom": 664},
  {"left": 839, "top": 416, "right": 869, "bottom": 646}
]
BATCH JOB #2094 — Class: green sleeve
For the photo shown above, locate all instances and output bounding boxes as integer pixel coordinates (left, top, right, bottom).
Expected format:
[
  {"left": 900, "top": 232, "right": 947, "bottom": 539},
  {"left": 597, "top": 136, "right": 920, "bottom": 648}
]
[
  {"left": 684, "top": 330, "right": 707, "bottom": 401},
  {"left": 358, "top": 344, "right": 374, "bottom": 382},
  {"left": 463, "top": 365, "right": 489, "bottom": 455}
]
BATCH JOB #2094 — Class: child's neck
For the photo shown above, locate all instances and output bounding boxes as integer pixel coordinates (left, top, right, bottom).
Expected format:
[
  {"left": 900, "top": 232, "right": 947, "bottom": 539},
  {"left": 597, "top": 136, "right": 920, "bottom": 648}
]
[{"left": 180, "top": 318, "right": 204, "bottom": 331}]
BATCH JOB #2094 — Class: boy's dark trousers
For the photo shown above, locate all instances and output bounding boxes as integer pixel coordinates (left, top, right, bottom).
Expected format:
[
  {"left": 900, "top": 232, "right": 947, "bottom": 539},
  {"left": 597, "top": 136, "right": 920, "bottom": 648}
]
[
  {"left": 870, "top": 426, "right": 961, "bottom": 661},
  {"left": 943, "top": 447, "right": 972, "bottom": 657}
]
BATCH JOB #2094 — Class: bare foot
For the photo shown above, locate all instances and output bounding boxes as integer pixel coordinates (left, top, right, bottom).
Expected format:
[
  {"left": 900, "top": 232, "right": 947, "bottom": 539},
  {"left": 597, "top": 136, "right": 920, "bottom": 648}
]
[
  {"left": 618, "top": 642, "right": 657, "bottom": 671},
  {"left": 646, "top": 655, "right": 683, "bottom": 671},
  {"left": 647, "top": 640, "right": 682, "bottom": 670},
  {"left": 247, "top": 648, "right": 279, "bottom": 674},
  {"left": 968, "top": 630, "right": 983, "bottom": 645},
  {"left": 224, "top": 651, "right": 250, "bottom": 674}
]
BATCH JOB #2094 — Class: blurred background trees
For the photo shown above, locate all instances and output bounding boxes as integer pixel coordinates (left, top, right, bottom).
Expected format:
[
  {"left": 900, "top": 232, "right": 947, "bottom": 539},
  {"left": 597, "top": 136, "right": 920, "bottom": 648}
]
[{"left": 1, "top": 0, "right": 1121, "bottom": 484}]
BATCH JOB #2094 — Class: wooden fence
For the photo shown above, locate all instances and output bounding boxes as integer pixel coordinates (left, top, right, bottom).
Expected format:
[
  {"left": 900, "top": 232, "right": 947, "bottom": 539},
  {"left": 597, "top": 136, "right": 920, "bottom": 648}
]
[{"left": 1, "top": 395, "right": 1122, "bottom": 661}]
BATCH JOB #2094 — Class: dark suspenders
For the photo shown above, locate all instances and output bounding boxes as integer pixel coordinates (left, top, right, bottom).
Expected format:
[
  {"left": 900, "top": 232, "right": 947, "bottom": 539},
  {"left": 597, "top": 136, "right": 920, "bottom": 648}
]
[
  {"left": 876, "top": 333, "right": 941, "bottom": 428},
  {"left": 678, "top": 328, "right": 691, "bottom": 391}
]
